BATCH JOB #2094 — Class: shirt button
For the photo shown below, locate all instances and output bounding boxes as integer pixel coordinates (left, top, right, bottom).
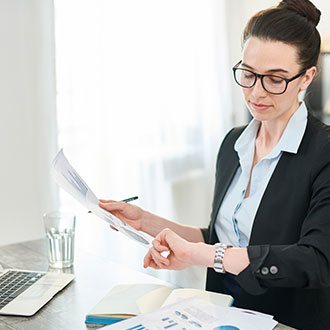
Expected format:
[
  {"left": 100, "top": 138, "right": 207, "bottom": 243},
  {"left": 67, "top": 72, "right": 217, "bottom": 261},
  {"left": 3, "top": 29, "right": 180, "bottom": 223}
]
[
  {"left": 261, "top": 267, "right": 269, "bottom": 275},
  {"left": 270, "top": 266, "right": 278, "bottom": 275}
]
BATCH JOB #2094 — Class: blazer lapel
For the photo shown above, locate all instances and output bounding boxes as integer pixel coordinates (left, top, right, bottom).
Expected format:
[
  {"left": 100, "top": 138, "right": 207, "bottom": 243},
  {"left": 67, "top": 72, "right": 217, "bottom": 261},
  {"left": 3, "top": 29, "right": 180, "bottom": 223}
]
[
  {"left": 248, "top": 152, "right": 288, "bottom": 244},
  {"left": 248, "top": 115, "right": 317, "bottom": 244},
  {"left": 209, "top": 149, "right": 239, "bottom": 243}
]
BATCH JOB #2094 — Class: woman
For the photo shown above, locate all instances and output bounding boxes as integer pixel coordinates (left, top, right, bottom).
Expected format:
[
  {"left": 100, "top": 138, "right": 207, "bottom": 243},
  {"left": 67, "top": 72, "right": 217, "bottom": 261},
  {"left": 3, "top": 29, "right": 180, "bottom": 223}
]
[{"left": 100, "top": 0, "right": 330, "bottom": 328}]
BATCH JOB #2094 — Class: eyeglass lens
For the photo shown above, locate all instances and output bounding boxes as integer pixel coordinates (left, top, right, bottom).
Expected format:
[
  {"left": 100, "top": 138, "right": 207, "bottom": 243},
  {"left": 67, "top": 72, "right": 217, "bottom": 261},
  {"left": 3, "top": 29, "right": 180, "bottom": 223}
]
[{"left": 235, "top": 69, "right": 286, "bottom": 94}]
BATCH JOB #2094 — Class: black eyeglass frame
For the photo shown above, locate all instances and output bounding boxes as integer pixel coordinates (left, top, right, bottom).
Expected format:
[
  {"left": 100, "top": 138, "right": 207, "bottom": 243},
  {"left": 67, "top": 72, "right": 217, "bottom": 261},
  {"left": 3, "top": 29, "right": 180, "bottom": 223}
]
[{"left": 232, "top": 60, "right": 307, "bottom": 95}]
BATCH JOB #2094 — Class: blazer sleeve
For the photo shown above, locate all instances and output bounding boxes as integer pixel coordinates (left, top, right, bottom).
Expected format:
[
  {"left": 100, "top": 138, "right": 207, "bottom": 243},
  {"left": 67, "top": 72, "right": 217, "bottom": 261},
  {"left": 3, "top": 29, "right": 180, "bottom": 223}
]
[{"left": 236, "top": 139, "right": 330, "bottom": 295}]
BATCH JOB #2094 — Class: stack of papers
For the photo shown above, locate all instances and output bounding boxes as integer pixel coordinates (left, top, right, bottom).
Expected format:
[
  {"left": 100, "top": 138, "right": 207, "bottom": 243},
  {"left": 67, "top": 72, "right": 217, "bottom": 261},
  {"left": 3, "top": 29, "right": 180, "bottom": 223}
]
[
  {"left": 52, "top": 149, "right": 152, "bottom": 248},
  {"left": 104, "top": 297, "right": 278, "bottom": 330}
]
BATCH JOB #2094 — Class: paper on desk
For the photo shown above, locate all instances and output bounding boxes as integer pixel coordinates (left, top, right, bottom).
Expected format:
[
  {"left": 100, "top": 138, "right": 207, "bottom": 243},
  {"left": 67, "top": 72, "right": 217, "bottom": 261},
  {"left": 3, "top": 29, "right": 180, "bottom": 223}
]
[
  {"left": 104, "top": 297, "right": 278, "bottom": 330},
  {"left": 52, "top": 149, "right": 152, "bottom": 248}
]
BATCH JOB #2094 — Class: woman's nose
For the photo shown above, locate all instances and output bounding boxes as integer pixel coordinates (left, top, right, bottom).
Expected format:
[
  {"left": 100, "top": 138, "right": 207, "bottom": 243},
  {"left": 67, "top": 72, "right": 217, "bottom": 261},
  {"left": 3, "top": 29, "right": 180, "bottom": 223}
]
[{"left": 251, "top": 77, "right": 268, "bottom": 98}]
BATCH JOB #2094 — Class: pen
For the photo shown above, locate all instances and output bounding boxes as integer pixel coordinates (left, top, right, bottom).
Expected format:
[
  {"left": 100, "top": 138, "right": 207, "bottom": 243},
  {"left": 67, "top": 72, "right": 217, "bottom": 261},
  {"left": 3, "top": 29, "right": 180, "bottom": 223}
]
[
  {"left": 121, "top": 196, "right": 138, "bottom": 203},
  {"left": 88, "top": 196, "right": 139, "bottom": 213}
]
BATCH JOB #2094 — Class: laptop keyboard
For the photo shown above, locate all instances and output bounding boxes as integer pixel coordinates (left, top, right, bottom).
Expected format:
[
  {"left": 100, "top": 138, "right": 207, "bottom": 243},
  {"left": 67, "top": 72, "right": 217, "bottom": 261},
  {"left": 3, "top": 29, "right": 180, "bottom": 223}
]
[{"left": 0, "top": 270, "right": 45, "bottom": 310}]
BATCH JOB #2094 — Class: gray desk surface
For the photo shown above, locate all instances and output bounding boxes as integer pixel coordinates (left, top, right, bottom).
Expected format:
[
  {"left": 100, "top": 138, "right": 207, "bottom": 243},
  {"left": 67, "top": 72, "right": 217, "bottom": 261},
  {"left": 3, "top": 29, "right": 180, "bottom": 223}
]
[{"left": 0, "top": 239, "right": 295, "bottom": 330}]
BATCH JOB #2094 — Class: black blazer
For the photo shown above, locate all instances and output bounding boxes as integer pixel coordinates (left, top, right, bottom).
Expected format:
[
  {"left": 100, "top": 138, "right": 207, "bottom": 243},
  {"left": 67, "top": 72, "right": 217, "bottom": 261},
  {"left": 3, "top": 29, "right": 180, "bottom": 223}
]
[{"left": 201, "top": 114, "right": 330, "bottom": 330}]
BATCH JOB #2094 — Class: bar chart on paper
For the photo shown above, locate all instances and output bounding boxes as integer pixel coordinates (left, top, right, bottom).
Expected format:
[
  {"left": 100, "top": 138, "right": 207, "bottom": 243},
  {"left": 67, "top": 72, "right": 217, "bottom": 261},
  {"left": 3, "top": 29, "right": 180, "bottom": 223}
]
[{"left": 104, "top": 298, "right": 277, "bottom": 330}]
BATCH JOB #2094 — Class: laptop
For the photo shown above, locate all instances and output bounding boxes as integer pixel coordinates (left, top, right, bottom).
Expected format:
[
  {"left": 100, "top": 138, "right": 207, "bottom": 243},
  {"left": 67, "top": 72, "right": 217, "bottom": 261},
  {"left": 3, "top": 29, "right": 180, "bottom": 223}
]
[{"left": 0, "top": 267, "right": 74, "bottom": 316}]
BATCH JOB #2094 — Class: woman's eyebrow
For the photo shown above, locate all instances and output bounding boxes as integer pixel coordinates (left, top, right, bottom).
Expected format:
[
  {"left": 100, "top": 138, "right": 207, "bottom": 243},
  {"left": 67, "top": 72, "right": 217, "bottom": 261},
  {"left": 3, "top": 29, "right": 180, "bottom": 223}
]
[{"left": 241, "top": 62, "right": 289, "bottom": 74}]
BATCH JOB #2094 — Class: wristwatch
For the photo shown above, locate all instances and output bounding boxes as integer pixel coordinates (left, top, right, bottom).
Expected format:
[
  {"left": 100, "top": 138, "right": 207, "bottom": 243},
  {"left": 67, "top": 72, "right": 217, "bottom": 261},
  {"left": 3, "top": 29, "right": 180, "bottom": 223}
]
[{"left": 213, "top": 243, "right": 230, "bottom": 273}]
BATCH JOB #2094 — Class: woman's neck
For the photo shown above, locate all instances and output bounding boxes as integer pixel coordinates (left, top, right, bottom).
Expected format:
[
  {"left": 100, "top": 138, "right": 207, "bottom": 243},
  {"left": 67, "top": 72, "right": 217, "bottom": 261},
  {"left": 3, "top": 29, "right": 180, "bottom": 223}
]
[
  {"left": 256, "top": 103, "right": 301, "bottom": 150},
  {"left": 256, "top": 120, "right": 287, "bottom": 150}
]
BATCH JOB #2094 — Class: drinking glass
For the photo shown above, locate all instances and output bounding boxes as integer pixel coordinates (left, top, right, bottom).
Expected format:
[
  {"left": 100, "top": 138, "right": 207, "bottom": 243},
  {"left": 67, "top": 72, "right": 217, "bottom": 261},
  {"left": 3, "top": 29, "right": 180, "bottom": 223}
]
[{"left": 43, "top": 211, "right": 76, "bottom": 268}]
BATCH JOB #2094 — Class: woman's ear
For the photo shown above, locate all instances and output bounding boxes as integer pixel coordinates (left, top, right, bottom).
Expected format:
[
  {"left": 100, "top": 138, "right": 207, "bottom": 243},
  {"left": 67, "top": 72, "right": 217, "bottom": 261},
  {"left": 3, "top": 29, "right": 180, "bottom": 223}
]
[{"left": 300, "top": 66, "right": 317, "bottom": 91}]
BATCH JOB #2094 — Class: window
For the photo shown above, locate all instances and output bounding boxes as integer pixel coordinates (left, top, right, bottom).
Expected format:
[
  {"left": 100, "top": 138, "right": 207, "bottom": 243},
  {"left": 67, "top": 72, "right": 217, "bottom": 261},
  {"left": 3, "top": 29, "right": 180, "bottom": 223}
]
[{"left": 54, "top": 1, "right": 232, "bottom": 281}]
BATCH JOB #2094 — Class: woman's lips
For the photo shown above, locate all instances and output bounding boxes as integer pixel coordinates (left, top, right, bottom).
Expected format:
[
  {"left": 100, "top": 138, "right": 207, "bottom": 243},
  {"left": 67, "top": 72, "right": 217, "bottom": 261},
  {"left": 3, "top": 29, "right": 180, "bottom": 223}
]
[{"left": 250, "top": 102, "right": 271, "bottom": 111}]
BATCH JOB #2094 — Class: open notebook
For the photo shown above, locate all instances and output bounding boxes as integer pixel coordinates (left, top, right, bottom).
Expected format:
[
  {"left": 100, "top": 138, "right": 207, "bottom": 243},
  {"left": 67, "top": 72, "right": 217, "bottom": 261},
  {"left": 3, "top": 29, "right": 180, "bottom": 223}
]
[{"left": 85, "top": 283, "right": 233, "bottom": 325}]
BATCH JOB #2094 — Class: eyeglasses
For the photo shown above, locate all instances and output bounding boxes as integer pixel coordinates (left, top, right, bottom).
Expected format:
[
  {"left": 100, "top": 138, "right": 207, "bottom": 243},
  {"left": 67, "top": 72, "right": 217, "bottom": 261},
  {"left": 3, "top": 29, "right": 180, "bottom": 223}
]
[{"left": 232, "top": 60, "right": 306, "bottom": 95}]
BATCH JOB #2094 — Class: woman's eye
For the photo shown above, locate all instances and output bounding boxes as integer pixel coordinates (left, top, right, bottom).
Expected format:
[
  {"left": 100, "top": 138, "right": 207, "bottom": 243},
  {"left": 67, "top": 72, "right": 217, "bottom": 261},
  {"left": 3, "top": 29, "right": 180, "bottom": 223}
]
[
  {"left": 269, "top": 77, "right": 283, "bottom": 84},
  {"left": 243, "top": 73, "right": 254, "bottom": 79}
]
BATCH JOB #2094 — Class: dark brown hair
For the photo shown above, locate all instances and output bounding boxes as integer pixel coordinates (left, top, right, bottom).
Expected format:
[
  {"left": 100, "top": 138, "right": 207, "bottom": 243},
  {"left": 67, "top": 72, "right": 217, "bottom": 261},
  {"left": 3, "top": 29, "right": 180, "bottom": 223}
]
[{"left": 242, "top": 0, "right": 321, "bottom": 70}]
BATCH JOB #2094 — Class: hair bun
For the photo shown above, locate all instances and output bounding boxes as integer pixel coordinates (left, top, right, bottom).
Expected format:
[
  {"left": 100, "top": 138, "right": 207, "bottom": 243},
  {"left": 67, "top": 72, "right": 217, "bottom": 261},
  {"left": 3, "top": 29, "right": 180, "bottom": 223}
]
[{"left": 278, "top": 0, "right": 321, "bottom": 26}]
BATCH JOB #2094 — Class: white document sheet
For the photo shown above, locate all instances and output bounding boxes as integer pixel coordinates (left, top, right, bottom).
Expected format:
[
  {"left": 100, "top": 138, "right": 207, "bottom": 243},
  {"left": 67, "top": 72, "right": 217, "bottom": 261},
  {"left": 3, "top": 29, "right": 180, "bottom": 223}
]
[
  {"left": 104, "top": 297, "right": 278, "bottom": 330},
  {"left": 52, "top": 149, "right": 152, "bottom": 248}
]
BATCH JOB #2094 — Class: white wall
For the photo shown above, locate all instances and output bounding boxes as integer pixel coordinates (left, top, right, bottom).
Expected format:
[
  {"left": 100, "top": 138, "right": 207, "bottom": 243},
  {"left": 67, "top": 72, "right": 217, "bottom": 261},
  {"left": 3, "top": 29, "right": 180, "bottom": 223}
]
[
  {"left": 315, "top": 0, "right": 330, "bottom": 33},
  {"left": 0, "top": 0, "right": 58, "bottom": 246}
]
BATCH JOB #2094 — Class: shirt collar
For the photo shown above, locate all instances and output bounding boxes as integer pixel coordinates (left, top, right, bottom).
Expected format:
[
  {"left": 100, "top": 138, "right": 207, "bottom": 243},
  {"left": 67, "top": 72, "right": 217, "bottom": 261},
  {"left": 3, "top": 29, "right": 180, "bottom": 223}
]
[{"left": 234, "top": 102, "right": 308, "bottom": 161}]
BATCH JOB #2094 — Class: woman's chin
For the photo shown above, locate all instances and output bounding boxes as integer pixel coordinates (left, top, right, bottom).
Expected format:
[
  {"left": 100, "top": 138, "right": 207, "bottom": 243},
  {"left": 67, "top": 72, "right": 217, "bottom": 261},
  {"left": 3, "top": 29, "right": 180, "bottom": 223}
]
[{"left": 248, "top": 108, "right": 273, "bottom": 122}]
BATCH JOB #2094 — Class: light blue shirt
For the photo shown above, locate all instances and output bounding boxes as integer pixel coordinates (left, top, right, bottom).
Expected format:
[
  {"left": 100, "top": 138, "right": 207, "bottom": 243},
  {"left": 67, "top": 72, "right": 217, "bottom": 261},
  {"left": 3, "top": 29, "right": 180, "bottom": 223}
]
[{"left": 215, "top": 102, "right": 308, "bottom": 247}]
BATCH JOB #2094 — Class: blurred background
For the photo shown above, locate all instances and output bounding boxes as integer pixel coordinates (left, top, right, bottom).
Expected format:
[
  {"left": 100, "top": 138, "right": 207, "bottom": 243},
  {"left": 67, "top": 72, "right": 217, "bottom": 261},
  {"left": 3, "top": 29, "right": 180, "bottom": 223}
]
[{"left": 1, "top": 0, "right": 330, "bottom": 287}]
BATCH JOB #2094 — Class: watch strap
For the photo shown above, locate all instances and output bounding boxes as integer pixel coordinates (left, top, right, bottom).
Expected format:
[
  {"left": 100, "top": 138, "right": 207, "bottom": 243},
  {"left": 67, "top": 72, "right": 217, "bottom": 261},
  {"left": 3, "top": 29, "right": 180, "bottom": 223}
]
[{"left": 213, "top": 243, "right": 228, "bottom": 273}]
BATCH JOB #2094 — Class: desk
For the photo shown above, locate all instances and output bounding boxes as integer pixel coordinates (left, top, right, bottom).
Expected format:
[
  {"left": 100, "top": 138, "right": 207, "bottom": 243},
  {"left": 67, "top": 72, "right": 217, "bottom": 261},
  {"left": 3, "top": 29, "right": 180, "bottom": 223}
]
[{"left": 0, "top": 239, "right": 295, "bottom": 330}]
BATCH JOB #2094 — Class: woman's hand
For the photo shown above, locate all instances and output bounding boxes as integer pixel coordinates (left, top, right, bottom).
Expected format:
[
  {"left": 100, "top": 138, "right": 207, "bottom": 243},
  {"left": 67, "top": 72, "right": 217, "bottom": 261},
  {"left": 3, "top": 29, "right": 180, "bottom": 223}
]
[
  {"left": 144, "top": 228, "right": 215, "bottom": 270},
  {"left": 99, "top": 200, "right": 144, "bottom": 231}
]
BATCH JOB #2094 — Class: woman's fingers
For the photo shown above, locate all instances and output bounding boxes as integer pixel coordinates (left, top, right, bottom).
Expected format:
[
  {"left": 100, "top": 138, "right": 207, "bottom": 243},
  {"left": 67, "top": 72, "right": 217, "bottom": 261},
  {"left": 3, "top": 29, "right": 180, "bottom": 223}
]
[
  {"left": 144, "top": 250, "right": 161, "bottom": 269},
  {"left": 99, "top": 201, "right": 126, "bottom": 212},
  {"left": 155, "top": 228, "right": 185, "bottom": 256},
  {"left": 152, "top": 239, "right": 169, "bottom": 253},
  {"left": 151, "top": 247, "right": 170, "bottom": 266},
  {"left": 143, "top": 251, "right": 154, "bottom": 268},
  {"left": 144, "top": 247, "right": 169, "bottom": 269}
]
